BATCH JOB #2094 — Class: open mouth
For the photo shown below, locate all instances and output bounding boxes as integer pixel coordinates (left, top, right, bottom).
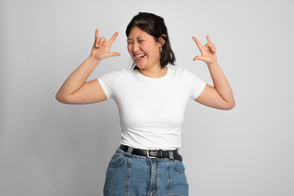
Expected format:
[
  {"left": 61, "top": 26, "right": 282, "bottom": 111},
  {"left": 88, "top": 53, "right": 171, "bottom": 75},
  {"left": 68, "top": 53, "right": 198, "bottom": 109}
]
[{"left": 133, "top": 53, "right": 146, "bottom": 61}]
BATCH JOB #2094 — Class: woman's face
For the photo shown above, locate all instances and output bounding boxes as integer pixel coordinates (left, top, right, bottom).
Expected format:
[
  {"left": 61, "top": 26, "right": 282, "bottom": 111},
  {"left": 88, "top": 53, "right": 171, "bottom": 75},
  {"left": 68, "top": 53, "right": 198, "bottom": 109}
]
[{"left": 127, "top": 26, "right": 162, "bottom": 69}]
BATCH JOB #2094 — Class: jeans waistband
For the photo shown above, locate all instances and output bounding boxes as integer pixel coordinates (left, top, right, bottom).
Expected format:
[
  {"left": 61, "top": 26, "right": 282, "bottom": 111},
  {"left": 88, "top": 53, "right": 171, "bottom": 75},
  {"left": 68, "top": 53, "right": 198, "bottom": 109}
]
[{"left": 119, "top": 144, "right": 183, "bottom": 162}]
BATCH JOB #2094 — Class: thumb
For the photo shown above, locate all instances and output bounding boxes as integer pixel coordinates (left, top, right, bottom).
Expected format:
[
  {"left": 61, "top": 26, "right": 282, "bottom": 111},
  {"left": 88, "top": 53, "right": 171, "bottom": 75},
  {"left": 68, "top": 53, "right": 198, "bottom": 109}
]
[
  {"left": 108, "top": 52, "right": 121, "bottom": 57},
  {"left": 193, "top": 56, "right": 205, "bottom": 61}
]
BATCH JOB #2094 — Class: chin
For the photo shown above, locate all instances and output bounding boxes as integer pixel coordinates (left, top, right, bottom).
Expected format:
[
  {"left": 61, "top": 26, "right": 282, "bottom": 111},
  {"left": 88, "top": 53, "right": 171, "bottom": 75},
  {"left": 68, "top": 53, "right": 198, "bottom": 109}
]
[{"left": 136, "top": 63, "right": 146, "bottom": 69}]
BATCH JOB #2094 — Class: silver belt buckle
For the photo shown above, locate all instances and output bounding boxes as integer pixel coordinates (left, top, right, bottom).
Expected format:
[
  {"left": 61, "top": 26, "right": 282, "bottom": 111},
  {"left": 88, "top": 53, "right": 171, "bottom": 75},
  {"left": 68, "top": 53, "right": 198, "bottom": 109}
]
[{"left": 147, "top": 149, "right": 157, "bottom": 158}]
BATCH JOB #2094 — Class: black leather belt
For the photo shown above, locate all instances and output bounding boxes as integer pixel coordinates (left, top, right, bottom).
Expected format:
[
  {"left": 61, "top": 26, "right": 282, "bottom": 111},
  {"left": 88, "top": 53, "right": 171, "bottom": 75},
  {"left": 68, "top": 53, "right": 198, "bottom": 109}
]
[{"left": 119, "top": 144, "right": 183, "bottom": 162}]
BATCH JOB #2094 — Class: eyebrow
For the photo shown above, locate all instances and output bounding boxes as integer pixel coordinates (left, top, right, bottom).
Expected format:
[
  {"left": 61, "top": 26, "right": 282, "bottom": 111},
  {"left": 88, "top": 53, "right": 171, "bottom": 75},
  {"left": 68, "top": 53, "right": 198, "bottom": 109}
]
[{"left": 127, "top": 36, "right": 145, "bottom": 41}]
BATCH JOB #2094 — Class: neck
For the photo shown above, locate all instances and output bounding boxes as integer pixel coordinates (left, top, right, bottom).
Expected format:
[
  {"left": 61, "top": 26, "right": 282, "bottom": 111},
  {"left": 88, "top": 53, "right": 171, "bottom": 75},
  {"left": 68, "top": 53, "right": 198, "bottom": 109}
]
[{"left": 138, "top": 66, "right": 167, "bottom": 78}]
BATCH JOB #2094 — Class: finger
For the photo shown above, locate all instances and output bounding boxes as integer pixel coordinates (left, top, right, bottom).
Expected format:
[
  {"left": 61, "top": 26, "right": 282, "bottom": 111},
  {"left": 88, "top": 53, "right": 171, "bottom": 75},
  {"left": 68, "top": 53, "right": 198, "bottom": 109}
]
[
  {"left": 207, "top": 36, "right": 217, "bottom": 52},
  {"left": 192, "top": 37, "right": 203, "bottom": 50},
  {"left": 207, "top": 42, "right": 216, "bottom": 53},
  {"left": 206, "top": 35, "right": 212, "bottom": 43},
  {"left": 208, "top": 43, "right": 215, "bottom": 52},
  {"left": 98, "top": 37, "right": 106, "bottom": 47},
  {"left": 108, "top": 32, "right": 118, "bottom": 46},
  {"left": 193, "top": 56, "right": 205, "bottom": 61},
  {"left": 95, "top": 29, "right": 99, "bottom": 39},
  {"left": 212, "top": 44, "right": 217, "bottom": 52},
  {"left": 95, "top": 37, "right": 100, "bottom": 48},
  {"left": 213, "top": 44, "right": 217, "bottom": 52},
  {"left": 109, "top": 52, "right": 120, "bottom": 57},
  {"left": 105, "top": 52, "right": 120, "bottom": 58}
]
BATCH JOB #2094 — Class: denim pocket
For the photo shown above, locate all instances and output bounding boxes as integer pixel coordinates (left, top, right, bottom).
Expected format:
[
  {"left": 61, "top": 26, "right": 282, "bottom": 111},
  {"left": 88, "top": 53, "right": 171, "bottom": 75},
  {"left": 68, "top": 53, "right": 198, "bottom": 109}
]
[
  {"left": 108, "top": 152, "right": 126, "bottom": 168},
  {"left": 173, "top": 159, "right": 185, "bottom": 173}
]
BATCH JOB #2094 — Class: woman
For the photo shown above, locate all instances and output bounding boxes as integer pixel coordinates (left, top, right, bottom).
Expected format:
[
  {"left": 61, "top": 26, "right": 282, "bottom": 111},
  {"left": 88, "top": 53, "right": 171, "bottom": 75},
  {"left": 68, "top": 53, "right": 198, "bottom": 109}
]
[{"left": 56, "top": 12, "right": 235, "bottom": 196}]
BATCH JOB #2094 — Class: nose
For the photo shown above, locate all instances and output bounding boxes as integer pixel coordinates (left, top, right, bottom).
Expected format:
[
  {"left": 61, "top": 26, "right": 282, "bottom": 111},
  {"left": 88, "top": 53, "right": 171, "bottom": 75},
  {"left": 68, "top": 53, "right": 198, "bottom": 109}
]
[{"left": 132, "top": 41, "right": 139, "bottom": 53}]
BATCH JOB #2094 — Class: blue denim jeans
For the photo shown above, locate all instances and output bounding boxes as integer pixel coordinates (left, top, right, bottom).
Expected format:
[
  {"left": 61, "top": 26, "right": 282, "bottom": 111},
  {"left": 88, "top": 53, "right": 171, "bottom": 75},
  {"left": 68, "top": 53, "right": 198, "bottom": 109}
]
[{"left": 103, "top": 146, "right": 189, "bottom": 196}]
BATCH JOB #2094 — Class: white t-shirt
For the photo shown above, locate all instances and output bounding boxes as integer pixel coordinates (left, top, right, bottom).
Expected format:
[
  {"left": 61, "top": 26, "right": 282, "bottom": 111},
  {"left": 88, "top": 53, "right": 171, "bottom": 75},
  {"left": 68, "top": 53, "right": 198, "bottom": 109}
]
[{"left": 97, "top": 66, "right": 206, "bottom": 150}]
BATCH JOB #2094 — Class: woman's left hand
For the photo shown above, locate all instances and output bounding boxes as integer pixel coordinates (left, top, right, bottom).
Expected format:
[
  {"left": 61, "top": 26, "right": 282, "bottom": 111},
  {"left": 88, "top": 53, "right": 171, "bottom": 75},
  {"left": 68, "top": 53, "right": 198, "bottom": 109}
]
[{"left": 192, "top": 35, "right": 217, "bottom": 65}]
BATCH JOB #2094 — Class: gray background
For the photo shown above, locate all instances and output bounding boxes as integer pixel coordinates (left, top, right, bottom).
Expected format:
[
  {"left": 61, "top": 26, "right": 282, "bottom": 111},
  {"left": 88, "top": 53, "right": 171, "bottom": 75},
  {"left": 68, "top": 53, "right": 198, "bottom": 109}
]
[{"left": 1, "top": 0, "right": 293, "bottom": 195}]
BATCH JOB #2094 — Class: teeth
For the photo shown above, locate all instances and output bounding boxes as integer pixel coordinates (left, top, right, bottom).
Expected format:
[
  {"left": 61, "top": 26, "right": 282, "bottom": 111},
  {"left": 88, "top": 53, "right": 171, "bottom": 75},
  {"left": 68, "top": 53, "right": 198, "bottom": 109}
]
[{"left": 135, "top": 54, "right": 145, "bottom": 57}]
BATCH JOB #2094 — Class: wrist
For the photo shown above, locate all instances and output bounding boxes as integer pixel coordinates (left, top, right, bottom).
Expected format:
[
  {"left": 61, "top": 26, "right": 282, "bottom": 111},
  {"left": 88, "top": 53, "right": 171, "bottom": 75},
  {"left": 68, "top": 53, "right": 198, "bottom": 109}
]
[
  {"left": 207, "top": 61, "right": 218, "bottom": 67},
  {"left": 88, "top": 55, "right": 101, "bottom": 63}
]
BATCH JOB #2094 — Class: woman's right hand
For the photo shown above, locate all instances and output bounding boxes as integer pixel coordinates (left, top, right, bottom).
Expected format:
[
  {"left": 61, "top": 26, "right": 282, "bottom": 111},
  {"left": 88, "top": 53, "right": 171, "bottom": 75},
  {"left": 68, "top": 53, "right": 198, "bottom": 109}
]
[{"left": 90, "top": 29, "right": 120, "bottom": 60}]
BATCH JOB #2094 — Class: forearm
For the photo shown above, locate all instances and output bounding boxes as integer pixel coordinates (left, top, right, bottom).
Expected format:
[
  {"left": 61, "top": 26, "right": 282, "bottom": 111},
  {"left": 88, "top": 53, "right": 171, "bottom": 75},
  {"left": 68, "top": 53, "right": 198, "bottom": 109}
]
[
  {"left": 56, "top": 56, "right": 101, "bottom": 98},
  {"left": 207, "top": 62, "right": 235, "bottom": 106}
]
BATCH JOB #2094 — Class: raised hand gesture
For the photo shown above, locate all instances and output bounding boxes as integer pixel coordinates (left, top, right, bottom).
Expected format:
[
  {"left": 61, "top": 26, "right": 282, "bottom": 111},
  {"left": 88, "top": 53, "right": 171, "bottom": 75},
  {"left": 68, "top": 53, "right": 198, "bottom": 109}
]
[
  {"left": 90, "top": 29, "right": 120, "bottom": 60},
  {"left": 192, "top": 35, "right": 217, "bottom": 65}
]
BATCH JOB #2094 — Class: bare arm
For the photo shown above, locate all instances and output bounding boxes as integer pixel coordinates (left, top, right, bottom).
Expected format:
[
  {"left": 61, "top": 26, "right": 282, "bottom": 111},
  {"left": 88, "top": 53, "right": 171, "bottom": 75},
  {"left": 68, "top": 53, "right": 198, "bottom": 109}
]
[
  {"left": 192, "top": 36, "right": 235, "bottom": 110},
  {"left": 195, "top": 62, "right": 235, "bottom": 110},
  {"left": 56, "top": 29, "right": 120, "bottom": 104},
  {"left": 55, "top": 56, "right": 101, "bottom": 102}
]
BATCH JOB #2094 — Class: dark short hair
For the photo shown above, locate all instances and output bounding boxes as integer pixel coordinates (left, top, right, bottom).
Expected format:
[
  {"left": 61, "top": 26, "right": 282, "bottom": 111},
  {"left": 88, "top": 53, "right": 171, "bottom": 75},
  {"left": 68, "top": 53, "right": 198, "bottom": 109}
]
[{"left": 126, "top": 12, "right": 176, "bottom": 70}]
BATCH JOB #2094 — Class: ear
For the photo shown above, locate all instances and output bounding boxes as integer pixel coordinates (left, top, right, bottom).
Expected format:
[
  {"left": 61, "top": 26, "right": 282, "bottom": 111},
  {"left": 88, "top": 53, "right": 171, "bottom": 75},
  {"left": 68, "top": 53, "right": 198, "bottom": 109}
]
[{"left": 158, "top": 34, "right": 166, "bottom": 47}]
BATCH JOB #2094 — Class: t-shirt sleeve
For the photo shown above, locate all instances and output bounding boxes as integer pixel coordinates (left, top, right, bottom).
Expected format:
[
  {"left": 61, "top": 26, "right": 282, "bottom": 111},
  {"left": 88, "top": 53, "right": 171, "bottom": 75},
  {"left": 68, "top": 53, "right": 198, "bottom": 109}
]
[
  {"left": 184, "top": 69, "right": 207, "bottom": 100},
  {"left": 97, "top": 69, "right": 123, "bottom": 99}
]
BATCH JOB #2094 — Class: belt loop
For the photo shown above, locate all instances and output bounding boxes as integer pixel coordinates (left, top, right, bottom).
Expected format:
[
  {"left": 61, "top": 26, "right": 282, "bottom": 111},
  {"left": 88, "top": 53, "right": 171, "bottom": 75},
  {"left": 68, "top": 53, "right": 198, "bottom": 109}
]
[
  {"left": 126, "top": 146, "right": 133, "bottom": 157},
  {"left": 168, "top": 150, "right": 174, "bottom": 160}
]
